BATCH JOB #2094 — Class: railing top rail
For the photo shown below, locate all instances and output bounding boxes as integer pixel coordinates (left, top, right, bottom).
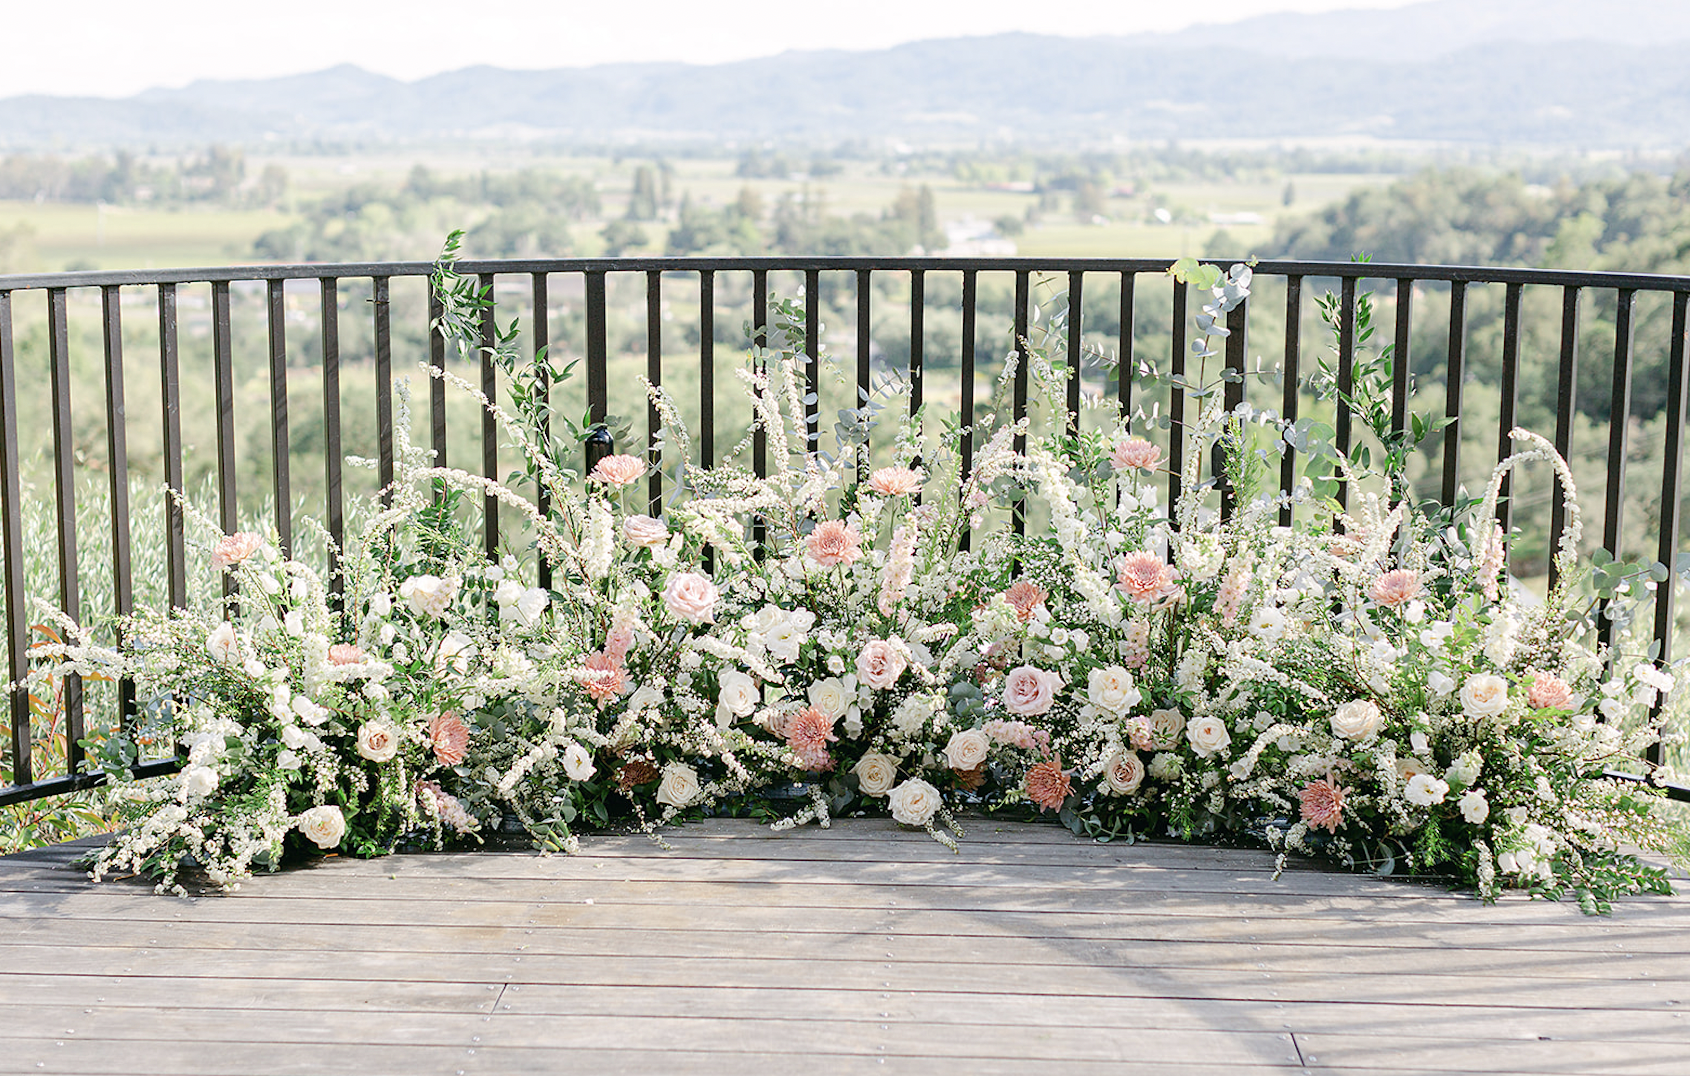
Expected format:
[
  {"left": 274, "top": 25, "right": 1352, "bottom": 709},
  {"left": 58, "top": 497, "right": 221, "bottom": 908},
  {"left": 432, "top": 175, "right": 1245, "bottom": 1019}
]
[{"left": 4, "top": 257, "right": 1690, "bottom": 293}]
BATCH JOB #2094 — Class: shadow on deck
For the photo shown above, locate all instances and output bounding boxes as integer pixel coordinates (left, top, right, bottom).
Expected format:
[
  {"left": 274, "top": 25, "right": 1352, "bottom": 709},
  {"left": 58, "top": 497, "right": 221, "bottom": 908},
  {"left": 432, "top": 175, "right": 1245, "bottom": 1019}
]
[{"left": 2, "top": 818, "right": 1688, "bottom": 1075}]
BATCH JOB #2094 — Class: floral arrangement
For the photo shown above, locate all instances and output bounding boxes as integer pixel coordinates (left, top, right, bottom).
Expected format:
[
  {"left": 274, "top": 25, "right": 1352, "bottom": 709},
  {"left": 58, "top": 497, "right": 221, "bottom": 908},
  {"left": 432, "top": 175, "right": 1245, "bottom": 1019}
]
[{"left": 29, "top": 251, "right": 1686, "bottom": 911}]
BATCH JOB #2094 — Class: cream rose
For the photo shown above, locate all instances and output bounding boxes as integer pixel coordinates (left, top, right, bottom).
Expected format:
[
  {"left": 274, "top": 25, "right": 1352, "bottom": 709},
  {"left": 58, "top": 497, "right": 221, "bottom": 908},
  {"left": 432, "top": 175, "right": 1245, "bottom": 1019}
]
[
  {"left": 654, "top": 762, "right": 701, "bottom": 808},
  {"left": 356, "top": 720, "right": 400, "bottom": 763},
  {"left": 1103, "top": 750, "right": 1145, "bottom": 794},
  {"left": 1086, "top": 666, "right": 1141, "bottom": 716},
  {"left": 1404, "top": 772, "right": 1449, "bottom": 807},
  {"left": 399, "top": 573, "right": 458, "bottom": 618},
  {"left": 297, "top": 804, "right": 347, "bottom": 850},
  {"left": 511, "top": 587, "right": 549, "bottom": 628},
  {"left": 1460, "top": 674, "right": 1511, "bottom": 719},
  {"left": 624, "top": 515, "right": 670, "bottom": 548},
  {"left": 1003, "top": 665, "right": 1061, "bottom": 717},
  {"left": 1330, "top": 699, "right": 1383, "bottom": 741},
  {"left": 662, "top": 571, "right": 720, "bottom": 625},
  {"left": 181, "top": 765, "right": 219, "bottom": 798},
  {"left": 206, "top": 621, "right": 238, "bottom": 664},
  {"left": 807, "top": 677, "right": 851, "bottom": 719},
  {"left": 1185, "top": 714, "right": 1232, "bottom": 757},
  {"left": 943, "top": 729, "right": 991, "bottom": 771},
  {"left": 717, "top": 669, "right": 760, "bottom": 718},
  {"left": 853, "top": 752, "right": 899, "bottom": 796},
  {"left": 856, "top": 639, "right": 908, "bottom": 690},
  {"left": 888, "top": 778, "right": 941, "bottom": 826},
  {"left": 1458, "top": 788, "right": 1489, "bottom": 824},
  {"left": 562, "top": 742, "right": 596, "bottom": 782}
]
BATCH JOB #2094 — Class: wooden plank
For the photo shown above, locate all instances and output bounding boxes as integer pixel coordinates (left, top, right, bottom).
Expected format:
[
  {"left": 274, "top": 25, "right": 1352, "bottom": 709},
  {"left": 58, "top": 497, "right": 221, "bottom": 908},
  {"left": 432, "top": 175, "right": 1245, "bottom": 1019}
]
[{"left": 1294, "top": 1032, "right": 1690, "bottom": 1075}]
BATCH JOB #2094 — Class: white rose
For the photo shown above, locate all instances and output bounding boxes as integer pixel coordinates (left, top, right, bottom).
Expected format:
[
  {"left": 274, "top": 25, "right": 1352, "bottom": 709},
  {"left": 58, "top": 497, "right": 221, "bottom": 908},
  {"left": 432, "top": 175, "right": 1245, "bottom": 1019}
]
[
  {"left": 493, "top": 580, "right": 524, "bottom": 608},
  {"left": 280, "top": 725, "right": 313, "bottom": 751},
  {"left": 356, "top": 720, "right": 400, "bottom": 763},
  {"left": 655, "top": 762, "right": 701, "bottom": 808},
  {"left": 368, "top": 592, "right": 392, "bottom": 617},
  {"left": 943, "top": 729, "right": 991, "bottom": 771},
  {"left": 1087, "top": 666, "right": 1142, "bottom": 716},
  {"left": 1330, "top": 699, "right": 1383, "bottom": 741},
  {"left": 1460, "top": 674, "right": 1511, "bottom": 719},
  {"left": 1427, "top": 670, "right": 1457, "bottom": 697},
  {"left": 853, "top": 752, "right": 899, "bottom": 796},
  {"left": 763, "top": 619, "right": 806, "bottom": 664},
  {"left": 856, "top": 639, "right": 909, "bottom": 691},
  {"left": 1248, "top": 607, "right": 1288, "bottom": 642},
  {"left": 717, "top": 669, "right": 759, "bottom": 718},
  {"left": 399, "top": 574, "right": 458, "bottom": 618},
  {"left": 662, "top": 572, "right": 719, "bottom": 625},
  {"left": 206, "top": 621, "right": 238, "bottom": 664},
  {"left": 562, "top": 742, "right": 596, "bottom": 782},
  {"left": 1458, "top": 788, "right": 1489, "bottom": 824},
  {"left": 624, "top": 515, "right": 670, "bottom": 548},
  {"left": 434, "top": 631, "right": 476, "bottom": 676},
  {"left": 297, "top": 804, "right": 347, "bottom": 850},
  {"left": 807, "top": 677, "right": 850, "bottom": 719},
  {"left": 182, "top": 765, "right": 219, "bottom": 798},
  {"left": 1185, "top": 715, "right": 1232, "bottom": 758},
  {"left": 512, "top": 588, "right": 550, "bottom": 628},
  {"left": 1404, "top": 772, "right": 1450, "bottom": 807},
  {"left": 1003, "top": 665, "right": 1061, "bottom": 717},
  {"left": 888, "top": 778, "right": 940, "bottom": 826},
  {"left": 1103, "top": 750, "right": 1145, "bottom": 795}
]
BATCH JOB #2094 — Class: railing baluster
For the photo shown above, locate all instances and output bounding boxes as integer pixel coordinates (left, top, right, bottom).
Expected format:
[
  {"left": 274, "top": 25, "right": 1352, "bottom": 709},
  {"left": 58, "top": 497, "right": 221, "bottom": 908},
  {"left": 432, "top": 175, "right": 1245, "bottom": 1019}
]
[
  {"left": 1602, "top": 288, "right": 1637, "bottom": 657},
  {"left": 1440, "top": 280, "right": 1468, "bottom": 507},
  {"left": 320, "top": 279, "right": 344, "bottom": 610},
  {"left": 266, "top": 279, "right": 292, "bottom": 560},
  {"left": 1496, "top": 282, "right": 1524, "bottom": 541},
  {"left": 373, "top": 277, "right": 395, "bottom": 505},
  {"left": 1220, "top": 292, "right": 1249, "bottom": 519},
  {"left": 804, "top": 269, "right": 820, "bottom": 448},
  {"left": 479, "top": 273, "right": 500, "bottom": 560},
  {"left": 532, "top": 273, "right": 552, "bottom": 590},
  {"left": 101, "top": 286, "right": 135, "bottom": 733},
  {"left": 157, "top": 284, "right": 186, "bottom": 611},
  {"left": 909, "top": 269, "right": 925, "bottom": 488},
  {"left": 1549, "top": 286, "right": 1581, "bottom": 589},
  {"left": 0, "top": 291, "right": 30, "bottom": 788},
  {"left": 428, "top": 286, "right": 448, "bottom": 474},
  {"left": 1169, "top": 279, "right": 1187, "bottom": 516},
  {"left": 1335, "top": 277, "right": 1357, "bottom": 513},
  {"left": 960, "top": 269, "right": 978, "bottom": 552},
  {"left": 1012, "top": 270, "right": 1030, "bottom": 535},
  {"left": 645, "top": 270, "right": 662, "bottom": 515},
  {"left": 47, "top": 288, "right": 83, "bottom": 775},
  {"left": 1391, "top": 278, "right": 1412, "bottom": 441},
  {"left": 1280, "top": 276, "right": 1303, "bottom": 527},
  {"left": 699, "top": 271, "right": 715, "bottom": 470},
  {"left": 1065, "top": 271, "right": 1082, "bottom": 440},
  {"left": 585, "top": 271, "right": 610, "bottom": 474},
  {"left": 857, "top": 268, "right": 873, "bottom": 481},
  {"left": 1648, "top": 291, "right": 1689, "bottom": 766},
  {"left": 1118, "top": 271, "right": 1135, "bottom": 421},
  {"left": 211, "top": 281, "right": 238, "bottom": 612},
  {"left": 753, "top": 269, "right": 768, "bottom": 484}
]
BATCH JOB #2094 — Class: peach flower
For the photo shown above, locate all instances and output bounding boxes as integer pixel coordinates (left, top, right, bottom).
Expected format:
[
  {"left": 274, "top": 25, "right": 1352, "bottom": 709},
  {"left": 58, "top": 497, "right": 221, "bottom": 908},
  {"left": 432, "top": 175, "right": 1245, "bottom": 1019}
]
[
  {"left": 428, "top": 711, "right": 470, "bottom": 766},
  {"left": 1024, "top": 759, "right": 1072, "bottom": 812},
  {"left": 1527, "top": 672, "right": 1574, "bottom": 711},
  {"left": 590, "top": 454, "right": 647, "bottom": 486},
  {"left": 1002, "top": 581, "right": 1048, "bottom": 622},
  {"left": 1002, "top": 665, "right": 1060, "bottom": 717},
  {"left": 1110, "top": 437, "right": 1162, "bottom": 472},
  {"left": 662, "top": 571, "right": 719, "bottom": 624},
  {"left": 867, "top": 466, "right": 922, "bottom": 497},
  {"left": 1300, "top": 778, "right": 1347, "bottom": 833},
  {"left": 579, "top": 652, "right": 629, "bottom": 704},
  {"left": 1368, "top": 569, "right": 1421, "bottom": 608},
  {"left": 784, "top": 706, "right": 838, "bottom": 772},
  {"left": 1115, "top": 551, "right": 1177, "bottom": 604},
  {"left": 623, "top": 515, "right": 670, "bottom": 548},
  {"left": 807, "top": 520, "right": 863, "bottom": 567},
  {"left": 327, "top": 643, "right": 366, "bottom": 666},
  {"left": 856, "top": 639, "right": 908, "bottom": 690},
  {"left": 211, "top": 532, "right": 264, "bottom": 569}
]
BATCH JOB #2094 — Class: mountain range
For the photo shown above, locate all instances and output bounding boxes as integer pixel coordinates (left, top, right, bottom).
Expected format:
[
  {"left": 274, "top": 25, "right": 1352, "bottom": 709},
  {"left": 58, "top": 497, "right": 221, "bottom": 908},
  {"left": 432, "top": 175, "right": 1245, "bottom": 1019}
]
[{"left": 4, "top": 0, "right": 1690, "bottom": 150}]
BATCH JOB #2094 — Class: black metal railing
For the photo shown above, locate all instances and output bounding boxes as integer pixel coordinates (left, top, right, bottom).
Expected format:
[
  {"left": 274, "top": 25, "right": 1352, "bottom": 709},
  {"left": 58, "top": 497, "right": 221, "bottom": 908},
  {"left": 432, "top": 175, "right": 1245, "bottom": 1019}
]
[{"left": 1, "top": 256, "right": 1686, "bottom": 807}]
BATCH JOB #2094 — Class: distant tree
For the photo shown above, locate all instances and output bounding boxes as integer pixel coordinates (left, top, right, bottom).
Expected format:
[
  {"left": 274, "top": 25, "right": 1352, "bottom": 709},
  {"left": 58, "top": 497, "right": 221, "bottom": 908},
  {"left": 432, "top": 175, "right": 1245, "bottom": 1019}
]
[
  {"left": 627, "top": 166, "right": 659, "bottom": 221},
  {"left": 600, "top": 219, "right": 649, "bottom": 257}
]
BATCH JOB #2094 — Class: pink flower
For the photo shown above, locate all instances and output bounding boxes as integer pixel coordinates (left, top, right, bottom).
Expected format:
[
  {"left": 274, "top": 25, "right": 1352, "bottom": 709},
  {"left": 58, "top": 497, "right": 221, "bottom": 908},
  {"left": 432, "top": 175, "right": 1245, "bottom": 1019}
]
[
  {"left": 1002, "top": 665, "right": 1060, "bottom": 717},
  {"left": 1024, "top": 759, "right": 1072, "bottom": 812},
  {"left": 856, "top": 639, "right": 908, "bottom": 690},
  {"left": 1002, "top": 581, "right": 1048, "bottom": 622},
  {"left": 1110, "top": 437, "right": 1161, "bottom": 472},
  {"left": 1527, "top": 672, "right": 1574, "bottom": 711},
  {"left": 1125, "top": 715, "right": 1156, "bottom": 752},
  {"left": 623, "top": 515, "right": 670, "bottom": 548},
  {"left": 784, "top": 706, "right": 838, "bottom": 772},
  {"left": 1299, "top": 778, "right": 1347, "bottom": 834},
  {"left": 1115, "top": 551, "right": 1177, "bottom": 604},
  {"left": 1368, "top": 569, "right": 1421, "bottom": 608},
  {"left": 427, "top": 711, "right": 469, "bottom": 766},
  {"left": 604, "top": 611, "right": 637, "bottom": 665},
  {"left": 807, "top": 520, "right": 863, "bottom": 567},
  {"left": 327, "top": 643, "right": 366, "bottom": 666},
  {"left": 591, "top": 454, "right": 647, "bottom": 486},
  {"left": 661, "top": 571, "right": 719, "bottom": 624},
  {"left": 211, "top": 532, "right": 264, "bottom": 569},
  {"left": 867, "top": 466, "right": 923, "bottom": 497},
  {"left": 980, "top": 719, "right": 1050, "bottom": 753},
  {"left": 579, "top": 652, "right": 629, "bottom": 704}
]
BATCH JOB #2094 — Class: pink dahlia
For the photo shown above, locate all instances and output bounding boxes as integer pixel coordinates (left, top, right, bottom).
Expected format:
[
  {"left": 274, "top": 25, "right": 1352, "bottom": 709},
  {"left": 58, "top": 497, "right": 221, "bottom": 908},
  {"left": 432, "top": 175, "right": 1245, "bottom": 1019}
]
[
  {"left": 1024, "top": 759, "right": 1073, "bottom": 812},
  {"left": 867, "top": 466, "right": 922, "bottom": 497},
  {"left": 1299, "top": 778, "right": 1347, "bottom": 834},
  {"left": 785, "top": 706, "right": 838, "bottom": 772},
  {"left": 1368, "top": 569, "right": 1421, "bottom": 608},
  {"left": 428, "top": 711, "right": 470, "bottom": 766},
  {"left": 1002, "top": 580, "right": 1049, "bottom": 622},
  {"left": 807, "top": 520, "right": 863, "bottom": 567},
  {"left": 327, "top": 643, "right": 367, "bottom": 666},
  {"left": 1115, "top": 551, "right": 1177, "bottom": 604},
  {"left": 1110, "top": 437, "right": 1161, "bottom": 472},
  {"left": 210, "top": 532, "right": 264, "bottom": 570},
  {"left": 590, "top": 454, "right": 647, "bottom": 487},
  {"left": 1527, "top": 672, "right": 1574, "bottom": 711},
  {"left": 579, "top": 652, "right": 628, "bottom": 704}
]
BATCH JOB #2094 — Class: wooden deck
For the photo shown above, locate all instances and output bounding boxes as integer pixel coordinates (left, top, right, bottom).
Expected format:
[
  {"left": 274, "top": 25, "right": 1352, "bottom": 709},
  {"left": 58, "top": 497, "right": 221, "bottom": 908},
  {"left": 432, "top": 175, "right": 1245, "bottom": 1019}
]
[{"left": 1, "top": 819, "right": 1687, "bottom": 1076}]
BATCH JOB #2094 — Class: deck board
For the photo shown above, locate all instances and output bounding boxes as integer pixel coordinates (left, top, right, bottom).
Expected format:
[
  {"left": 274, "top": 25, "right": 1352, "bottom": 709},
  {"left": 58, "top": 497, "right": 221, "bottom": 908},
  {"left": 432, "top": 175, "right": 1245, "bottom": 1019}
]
[{"left": 2, "top": 818, "right": 1687, "bottom": 1075}]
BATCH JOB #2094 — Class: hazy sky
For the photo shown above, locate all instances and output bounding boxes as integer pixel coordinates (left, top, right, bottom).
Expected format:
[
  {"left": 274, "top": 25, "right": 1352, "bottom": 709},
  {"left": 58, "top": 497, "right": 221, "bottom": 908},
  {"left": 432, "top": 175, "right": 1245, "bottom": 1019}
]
[{"left": 3, "top": 0, "right": 1420, "bottom": 98}]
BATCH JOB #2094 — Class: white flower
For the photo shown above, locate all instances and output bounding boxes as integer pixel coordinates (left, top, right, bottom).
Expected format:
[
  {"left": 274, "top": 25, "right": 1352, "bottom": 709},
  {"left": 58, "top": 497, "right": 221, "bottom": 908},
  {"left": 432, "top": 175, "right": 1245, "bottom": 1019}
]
[
  {"left": 1086, "top": 666, "right": 1142, "bottom": 716},
  {"left": 434, "top": 631, "right": 476, "bottom": 676},
  {"left": 493, "top": 580, "right": 524, "bottom": 608},
  {"left": 509, "top": 588, "right": 549, "bottom": 628},
  {"left": 807, "top": 677, "right": 851, "bottom": 720},
  {"left": 662, "top": 572, "right": 719, "bottom": 624},
  {"left": 891, "top": 694, "right": 939, "bottom": 738},
  {"left": 943, "top": 729, "right": 991, "bottom": 771},
  {"left": 888, "top": 779, "right": 941, "bottom": 826},
  {"left": 716, "top": 669, "right": 759, "bottom": 719},
  {"left": 276, "top": 750, "right": 301, "bottom": 770},
  {"left": 181, "top": 765, "right": 218, "bottom": 798},
  {"left": 1409, "top": 730, "right": 1430, "bottom": 754},
  {"left": 1185, "top": 715, "right": 1232, "bottom": 757},
  {"left": 283, "top": 610, "right": 304, "bottom": 637},
  {"left": 292, "top": 696, "right": 331, "bottom": 726},
  {"left": 562, "top": 743, "right": 596, "bottom": 782},
  {"left": 297, "top": 805, "right": 346, "bottom": 850},
  {"left": 1404, "top": 773, "right": 1449, "bottom": 807},
  {"left": 356, "top": 720, "right": 400, "bottom": 763},
  {"left": 1427, "top": 670, "right": 1457, "bottom": 697},
  {"left": 624, "top": 515, "right": 670, "bottom": 548},
  {"left": 655, "top": 762, "right": 701, "bottom": 808},
  {"left": 628, "top": 684, "right": 665, "bottom": 714},
  {"left": 1446, "top": 750, "right": 1483, "bottom": 787},
  {"left": 1176, "top": 534, "right": 1225, "bottom": 581},
  {"left": 853, "top": 752, "right": 899, "bottom": 796},
  {"left": 1330, "top": 699, "right": 1382, "bottom": 742},
  {"left": 1458, "top": 789, "right": 1489, "bottom": 824},
  {"left": 206, "top": 622, "right": 238, "bottom": 664},
  {"left": 1103, "top": 750, "right": 1145, "bottom": 794},
  {"left": 763, "top": 617, "right": 808, "bottom": 664},
  {"left": 280, "top": 725, "right": 317, "bottom": 751},
  {"left": 399, "top": 574, "right": 458, "bottom": 618},
  {"left": 1460, "top": 674, "right": 1510, "bottom": 720},
  {"left": 368, "top": 593, "right": 392, "bottom": 617},
  {"left": 1248, "top": 607, "right": 1288, "bottom": 642}
]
